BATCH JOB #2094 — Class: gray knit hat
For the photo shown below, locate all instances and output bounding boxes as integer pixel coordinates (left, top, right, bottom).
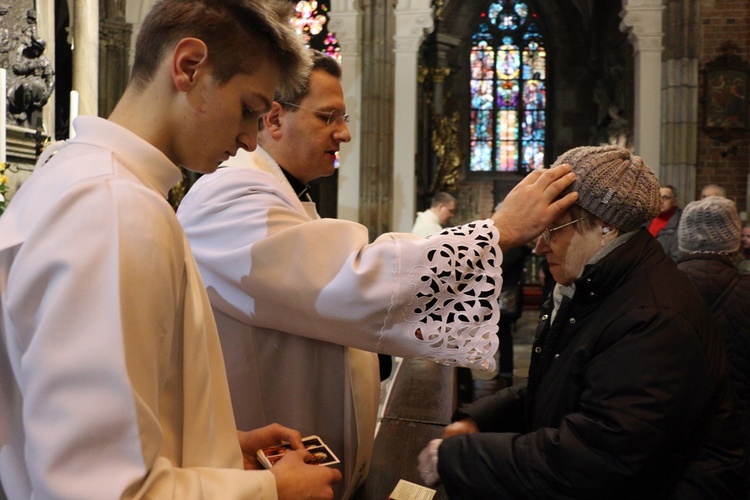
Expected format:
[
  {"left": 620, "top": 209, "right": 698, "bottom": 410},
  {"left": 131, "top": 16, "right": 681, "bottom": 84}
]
[
  {"left": 678, "top": 196, "right": 741, "bottom": 254},
  {"left": 552, "top": 145, "right": 660, "bottom": 232}
]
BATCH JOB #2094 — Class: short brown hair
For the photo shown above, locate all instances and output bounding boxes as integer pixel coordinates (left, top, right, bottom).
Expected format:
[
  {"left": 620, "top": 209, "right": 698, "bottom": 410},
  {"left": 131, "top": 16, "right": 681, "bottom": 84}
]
[
  {"left": 131, "top": 0, "right": 310, "bottom": 98},
  {"left": 277, "top": 49, "right": 343, "bottom": 105},
  {"left": 431, "top": 192, "right": 456, "bottom": 208}
]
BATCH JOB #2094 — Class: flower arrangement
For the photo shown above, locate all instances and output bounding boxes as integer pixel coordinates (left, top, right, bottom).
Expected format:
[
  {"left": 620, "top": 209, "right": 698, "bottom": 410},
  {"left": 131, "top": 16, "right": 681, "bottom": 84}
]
[{"left": 0, "top": 162, "right": 8, "bottom": 216}]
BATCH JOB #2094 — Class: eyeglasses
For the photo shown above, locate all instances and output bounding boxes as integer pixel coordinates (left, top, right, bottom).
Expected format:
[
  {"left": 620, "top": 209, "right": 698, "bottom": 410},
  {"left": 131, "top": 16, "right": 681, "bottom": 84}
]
[
  {"left": 540, "top": 218, "right": 583, "bottom": 245},
  {"left": 278, "top": 102, "right": 350, "bottom": 127}
]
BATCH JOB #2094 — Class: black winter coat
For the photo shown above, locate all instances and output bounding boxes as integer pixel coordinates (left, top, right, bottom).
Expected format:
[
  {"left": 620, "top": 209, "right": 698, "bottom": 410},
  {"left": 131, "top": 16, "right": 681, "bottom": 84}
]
[
  {"left": 678, "top": 254, "right": 750, "bottom": 446},
  {"left": 439, "top": 230, "right": 745, "bottom": 499}
]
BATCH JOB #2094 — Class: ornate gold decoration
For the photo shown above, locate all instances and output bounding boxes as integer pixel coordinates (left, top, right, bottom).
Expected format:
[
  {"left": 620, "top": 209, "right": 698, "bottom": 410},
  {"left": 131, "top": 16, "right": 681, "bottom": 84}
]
[
  {"left": 433, "top": 0, "right": 445, "bottom": 21},
  {"left": 432, "top": 66, "right": 451, "bottom": 84},
  {"left": 430, "top": 111, "right": 461, "bottom": 193}
]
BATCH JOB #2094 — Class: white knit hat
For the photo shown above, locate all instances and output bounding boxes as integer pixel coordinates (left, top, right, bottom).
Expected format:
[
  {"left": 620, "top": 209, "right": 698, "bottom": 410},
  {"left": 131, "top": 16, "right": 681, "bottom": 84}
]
[{"left": 678, "top": 196, "right": 741, "bottom": 254}]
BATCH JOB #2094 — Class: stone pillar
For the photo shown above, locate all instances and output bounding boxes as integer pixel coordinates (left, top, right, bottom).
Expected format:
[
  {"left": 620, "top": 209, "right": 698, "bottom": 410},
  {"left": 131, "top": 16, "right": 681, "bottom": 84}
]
[
  {"left": 99, "top": 0, "right": 132, "bottom": 118},
  {"left": 330, "top": 0, "right": 363, "bottom": 223},
  {"left": 620, "top": 0, "right": 665, "bottom": 178},
  {"left": 661, "top": 57, "right": 698, "bottom": 200},
  {"left": 36, "top": 0, "right": 56, "bottom": 137},
  {"left": 392, "top": 0, "right": 433, "bottom": 232},
  {"left": 71, "top": 0, "right": 99, "bottom": 117},
  {"left": 659, "top": 0, "right": 698, "bottom": 206},
  {"left": 125, "top": 0, "right": 156, "bottom": 74},
  {"left": 359, "top": 0, "right": 395, "bottom": 239}
]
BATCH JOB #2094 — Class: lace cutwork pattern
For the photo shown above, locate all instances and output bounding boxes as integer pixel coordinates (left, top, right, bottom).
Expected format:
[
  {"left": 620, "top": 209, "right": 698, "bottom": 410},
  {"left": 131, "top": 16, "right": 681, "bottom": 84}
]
[{"left": 405, "top": 220, "right": 501, "bottom": 370}]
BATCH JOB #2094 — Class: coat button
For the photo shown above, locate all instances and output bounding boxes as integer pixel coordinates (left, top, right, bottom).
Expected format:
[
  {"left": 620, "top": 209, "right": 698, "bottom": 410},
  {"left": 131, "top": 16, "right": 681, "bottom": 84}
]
[
  {"left": 554, "top": 353, "right": 560, "bottom": 359},
  {"left": 534, "top": 346, "right": 542, "bottom": 353},
  {"left": 589, "top": 291, "right": 595, "bottom": 297},
  {"left": 541, "top": 314, "right": 549, "bottom": 321},
  {"left": 569, "top": 318, "right": 576, "bottom": 324}
]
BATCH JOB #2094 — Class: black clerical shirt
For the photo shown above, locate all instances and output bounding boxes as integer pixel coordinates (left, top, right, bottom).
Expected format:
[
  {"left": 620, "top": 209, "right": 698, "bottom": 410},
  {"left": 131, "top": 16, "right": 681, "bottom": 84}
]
[{"left": 280, "top": 167, "right": 310, "bottom": 201}]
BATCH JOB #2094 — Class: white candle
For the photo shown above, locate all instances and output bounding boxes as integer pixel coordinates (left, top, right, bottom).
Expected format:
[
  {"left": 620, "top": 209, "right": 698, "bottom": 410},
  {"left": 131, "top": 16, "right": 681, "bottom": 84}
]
[
  {"left": 69, "top": 90, "right": 79, "bottom": 138},
  {"left": 0, "top": 68, "right": 6, "bottom": 164}
]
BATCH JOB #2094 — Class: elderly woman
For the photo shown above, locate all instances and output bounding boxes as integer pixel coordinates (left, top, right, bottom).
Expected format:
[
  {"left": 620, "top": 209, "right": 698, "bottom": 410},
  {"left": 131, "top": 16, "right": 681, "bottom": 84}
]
[{"left": 418, "top": 146, "right": 745, "bottom": 498}]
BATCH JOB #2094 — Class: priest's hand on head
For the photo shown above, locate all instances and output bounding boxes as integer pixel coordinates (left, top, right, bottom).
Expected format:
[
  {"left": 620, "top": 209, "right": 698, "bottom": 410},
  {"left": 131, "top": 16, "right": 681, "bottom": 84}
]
[{"left": 491, "top": 164, "right": 578, "bottom": 252}]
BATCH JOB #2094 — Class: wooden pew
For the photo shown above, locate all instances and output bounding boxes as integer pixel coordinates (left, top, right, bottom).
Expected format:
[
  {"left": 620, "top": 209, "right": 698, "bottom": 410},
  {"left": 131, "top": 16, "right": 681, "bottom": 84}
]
[{"left": 353, "top": 358, "right": 455, "bottom": 499}]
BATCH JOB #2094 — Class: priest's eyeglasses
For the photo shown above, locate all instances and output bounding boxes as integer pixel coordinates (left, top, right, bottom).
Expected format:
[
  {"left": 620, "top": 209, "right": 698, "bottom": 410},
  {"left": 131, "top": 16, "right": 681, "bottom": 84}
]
[
  {"left": 279, "top": 102, "right": 350, "bottom": 127},
  {"left": 540, "top": 218, "right": 583, "bottom": 245}
]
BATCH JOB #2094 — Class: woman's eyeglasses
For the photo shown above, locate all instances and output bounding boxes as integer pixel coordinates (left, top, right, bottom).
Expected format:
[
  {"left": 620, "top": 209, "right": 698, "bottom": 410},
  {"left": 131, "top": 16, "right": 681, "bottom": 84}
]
[{"left": 540, "top": 218, "right": 583, "bottom": 245}]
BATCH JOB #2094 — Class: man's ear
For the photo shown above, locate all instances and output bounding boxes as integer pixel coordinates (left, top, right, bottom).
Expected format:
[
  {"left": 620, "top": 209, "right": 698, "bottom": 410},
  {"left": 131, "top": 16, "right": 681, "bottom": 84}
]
[
  {"left": 263, "top": 102, "right": 286, "bottom": 140},
  {"left": 172, "top": 38, "right": 209, "bottom": 92}
]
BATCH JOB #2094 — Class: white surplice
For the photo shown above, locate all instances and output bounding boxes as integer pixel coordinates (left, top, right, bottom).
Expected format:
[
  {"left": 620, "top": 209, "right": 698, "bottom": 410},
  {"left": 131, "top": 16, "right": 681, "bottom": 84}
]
[
  {"left": 177, "top": 147, "right": 503, "bottom": 498},
  {"left": 0, "top": 117, "right": 277, "bottom": 499}
]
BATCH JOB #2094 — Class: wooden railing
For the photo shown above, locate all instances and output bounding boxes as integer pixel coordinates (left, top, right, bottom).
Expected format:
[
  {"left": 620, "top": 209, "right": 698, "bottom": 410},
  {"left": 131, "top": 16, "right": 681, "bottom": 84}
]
[{"left": 353, "top": 358, "right": 454, "bottom": 499}]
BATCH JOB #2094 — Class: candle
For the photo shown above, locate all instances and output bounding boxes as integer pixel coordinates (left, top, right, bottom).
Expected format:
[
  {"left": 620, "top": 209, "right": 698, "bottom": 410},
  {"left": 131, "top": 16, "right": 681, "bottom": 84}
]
[
  {"left": 69, "top": 90, "right": 79, "bottom": 138},
  {"left": 0, "top": 68, "right": 6, "bottom": 164}
]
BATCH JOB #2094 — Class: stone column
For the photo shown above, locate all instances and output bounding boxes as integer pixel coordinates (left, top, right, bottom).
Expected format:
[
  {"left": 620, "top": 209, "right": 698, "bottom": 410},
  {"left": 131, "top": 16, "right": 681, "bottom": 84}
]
[
  {"left": 620, "top": 0, "right": 665, "bottom": 178},
  {"left": 36, "top": 0, "right": 56, "bottom": 137},
  {"left": 330, "top": 0, "right": 363, "bottom": 223},
  {"left": 71, "top": 0, "right": 99, "bottom": 117},
  {"left": 659, "top": 0, "right": 698, "bottom": 206},
  {"left": 392, "top": 0, "right": 433, "bottom": 232}
]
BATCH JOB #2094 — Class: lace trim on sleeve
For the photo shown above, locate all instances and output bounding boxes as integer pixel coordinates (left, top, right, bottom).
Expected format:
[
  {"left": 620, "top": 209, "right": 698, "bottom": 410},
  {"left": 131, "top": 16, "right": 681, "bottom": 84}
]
[{"left": 404, "top": 220, "right": 501, "bottom": 370}]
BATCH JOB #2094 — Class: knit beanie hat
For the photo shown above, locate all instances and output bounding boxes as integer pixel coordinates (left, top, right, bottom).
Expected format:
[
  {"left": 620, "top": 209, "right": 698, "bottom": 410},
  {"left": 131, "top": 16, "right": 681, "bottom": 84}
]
[
  {"left": 552, "top": 145, "right": 660, "bottom": 232},
  {"left": 678, "top": 196, "right": 741, "bottom": 254}
]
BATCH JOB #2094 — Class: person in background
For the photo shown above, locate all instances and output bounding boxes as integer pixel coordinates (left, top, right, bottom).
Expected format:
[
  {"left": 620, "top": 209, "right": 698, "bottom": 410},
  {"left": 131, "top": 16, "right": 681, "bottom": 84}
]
[
  {"left": 701, "top": 183, "right": 726, "bottom": 198},
  {"left": 676, "top": 196, "right": 750, "bottom": 494},
  {"left": 739, "top": 223, "right": 750, "bottom": 274},
  {"left": 418, "top": 145, "right": 745, "bottom": 498},
  {"left": 177, "top": 50, "right": 579, "bottom": 499},
  {"left": 470, "top": 242, "right": 531, "bottom": 399},
  {"left": 0, "top": 1, "right": 343, "bottom": 498},
  {"left": 647, "top": 184, "right": 682, "bottom": 261},
  {"left": 471, "top": 200, "right": 532, "bottom": 399},
  {"left": 411, "top": 191, "right": 457, "bottom": 237}
]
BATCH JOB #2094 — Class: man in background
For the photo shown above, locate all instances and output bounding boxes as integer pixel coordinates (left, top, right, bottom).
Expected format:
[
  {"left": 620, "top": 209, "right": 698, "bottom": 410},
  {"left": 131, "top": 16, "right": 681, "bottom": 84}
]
[
  {"left": 702, "top": 183, "right": 726, "bottom": 198},
  {"left": 411, "top": 191, "right": 457, "bottom": 237},
  {"left": 647, "top": 184, "right": 682, "bottom": 261}
]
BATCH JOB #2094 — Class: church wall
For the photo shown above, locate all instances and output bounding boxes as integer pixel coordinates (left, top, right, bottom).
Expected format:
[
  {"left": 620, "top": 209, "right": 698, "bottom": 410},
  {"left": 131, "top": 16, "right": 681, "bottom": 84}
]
[
  {"left": 3, "top": 0, "right": 750, "bottom": 222},
  {"left": 696, "top": 0, "right": 750, "bottom": 213}
]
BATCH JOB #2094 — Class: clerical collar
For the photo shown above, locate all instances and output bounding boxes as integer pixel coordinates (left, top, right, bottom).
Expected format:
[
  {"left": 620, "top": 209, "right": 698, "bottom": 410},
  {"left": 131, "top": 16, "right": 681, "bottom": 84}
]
[{"left": 280, "top": 167, "right": 310, "bottom": 200}]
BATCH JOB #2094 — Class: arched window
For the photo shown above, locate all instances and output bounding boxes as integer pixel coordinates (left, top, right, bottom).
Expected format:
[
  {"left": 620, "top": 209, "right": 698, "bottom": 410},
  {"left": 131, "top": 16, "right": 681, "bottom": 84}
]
[
  {"left": 291, "top": 1, "right": 341, "bottom": 63},
  {"left": 469, "top": 0, "right": 546, "bottom": 173}
]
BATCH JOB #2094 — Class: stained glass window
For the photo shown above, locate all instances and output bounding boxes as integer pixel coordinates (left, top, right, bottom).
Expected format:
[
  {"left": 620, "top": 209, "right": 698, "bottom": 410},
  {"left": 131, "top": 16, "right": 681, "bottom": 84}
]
[
  {"left": 291, "top": 0, "right": 341, "bottom": 63},
  {"left": 469, "top": 1, "right": 546, "bottom": 173}
]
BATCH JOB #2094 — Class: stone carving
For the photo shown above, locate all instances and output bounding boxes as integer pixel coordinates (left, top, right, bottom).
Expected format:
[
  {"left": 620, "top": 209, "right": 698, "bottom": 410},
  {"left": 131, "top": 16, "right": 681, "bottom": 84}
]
[
  {"left": 591, "top": 53, "right": 629, "bottom": 148},
  {"left": 3, "top": 7, "right": 55, "bottom": 130}
]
